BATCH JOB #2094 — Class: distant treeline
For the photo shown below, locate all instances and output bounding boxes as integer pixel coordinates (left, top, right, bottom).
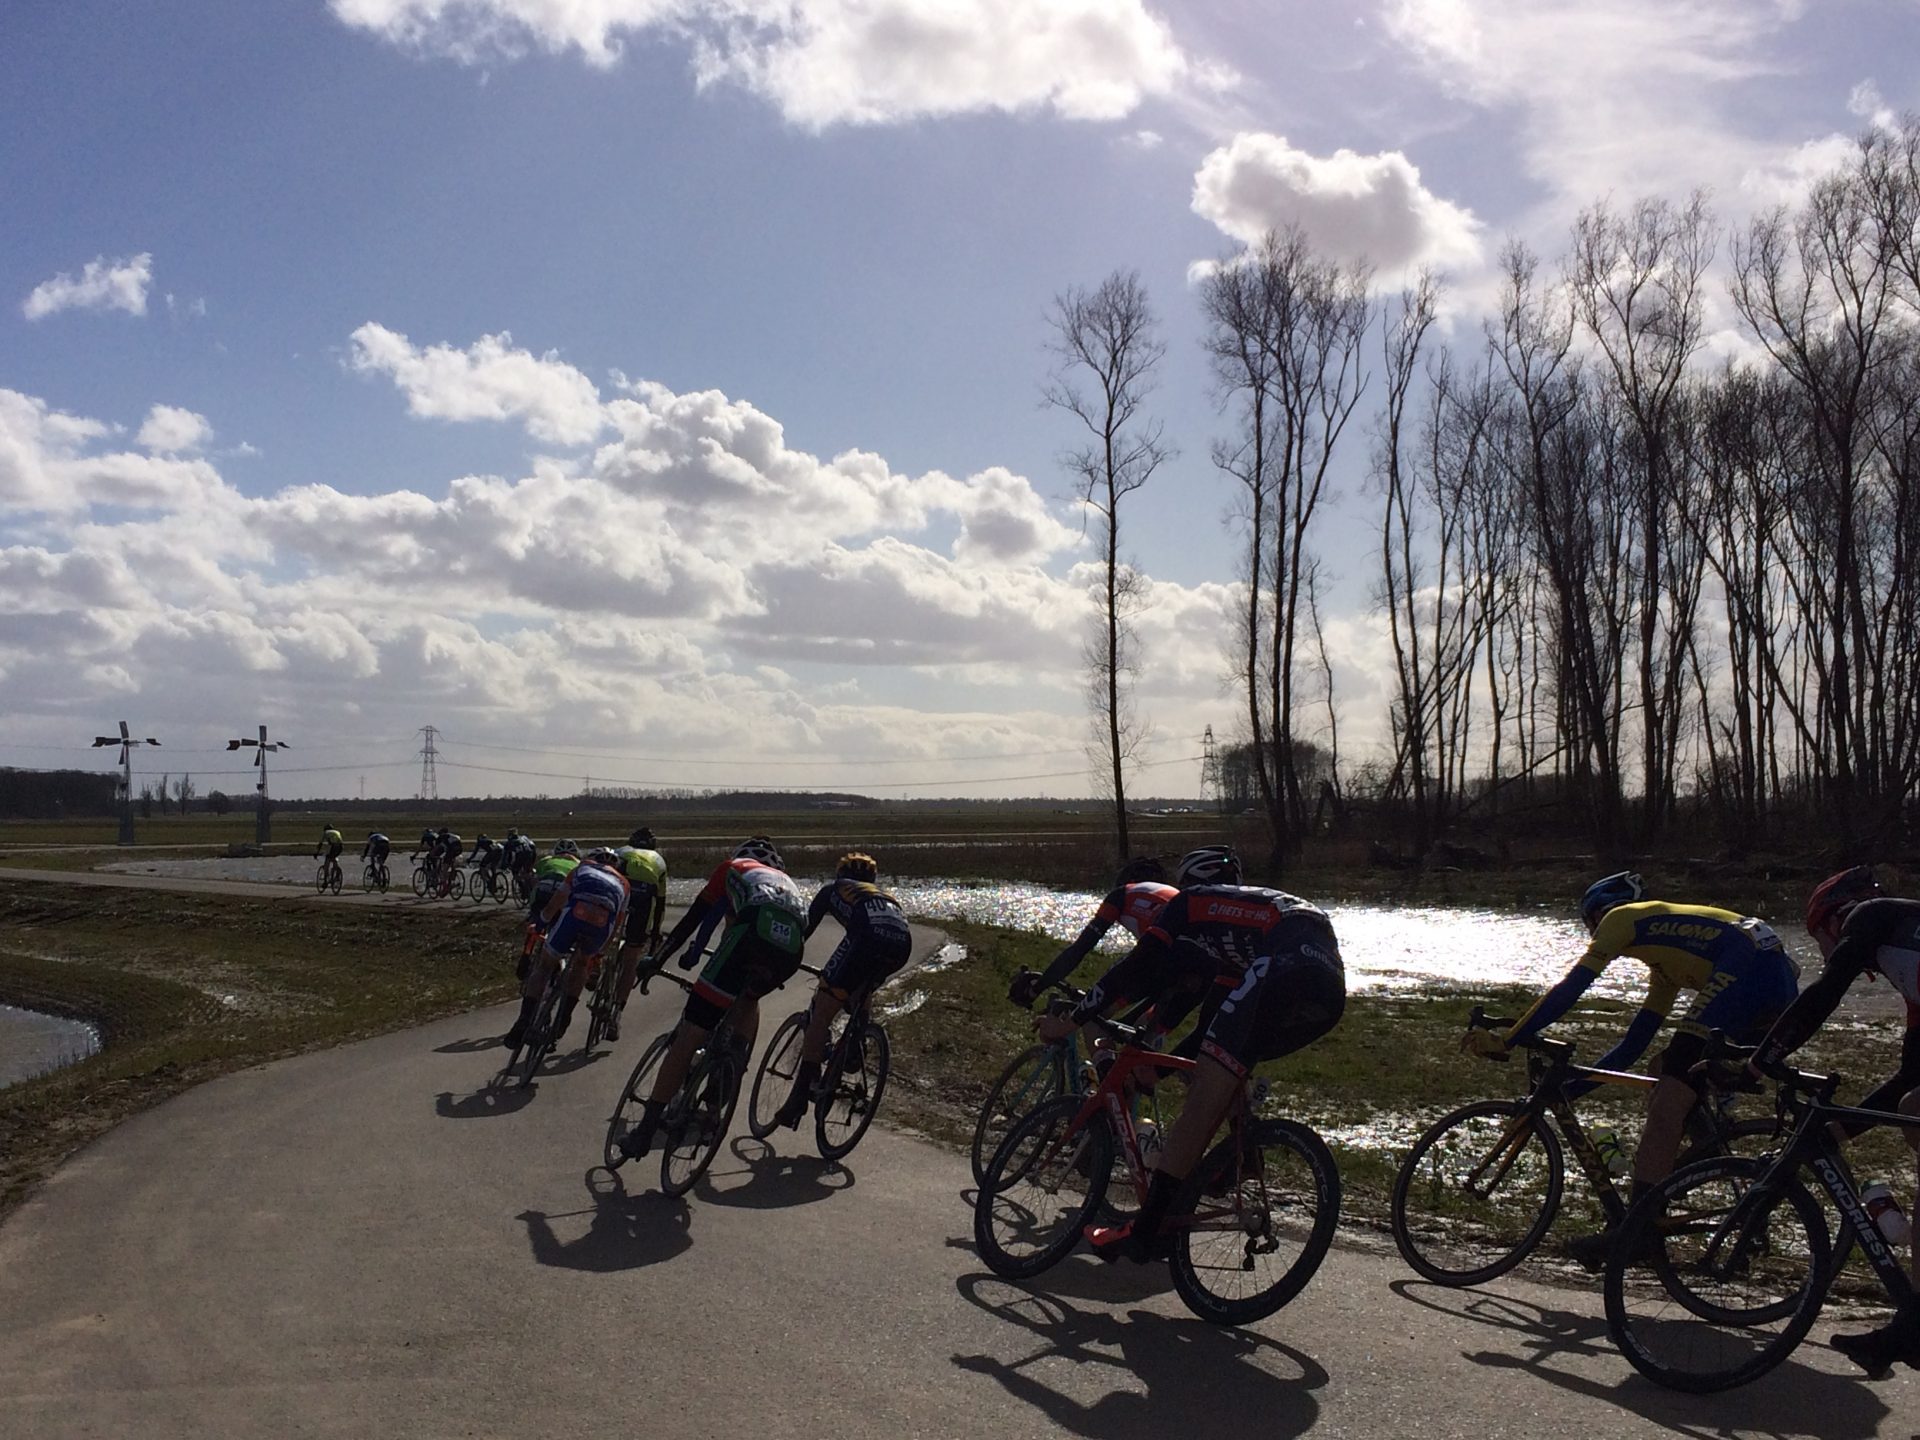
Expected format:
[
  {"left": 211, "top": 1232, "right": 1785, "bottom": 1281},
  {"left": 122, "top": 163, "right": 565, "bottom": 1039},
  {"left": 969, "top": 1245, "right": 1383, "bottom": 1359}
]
[{"left": 0, "top": 768, "right": 118, "bottom": 819}]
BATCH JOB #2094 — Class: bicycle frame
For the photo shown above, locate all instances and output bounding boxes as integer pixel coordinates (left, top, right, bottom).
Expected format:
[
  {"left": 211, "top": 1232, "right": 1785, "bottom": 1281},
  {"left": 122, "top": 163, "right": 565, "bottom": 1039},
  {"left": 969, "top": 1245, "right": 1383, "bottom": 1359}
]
[{"left": 1067, "top": 1044, "right": 1197, "bottom": 1206}]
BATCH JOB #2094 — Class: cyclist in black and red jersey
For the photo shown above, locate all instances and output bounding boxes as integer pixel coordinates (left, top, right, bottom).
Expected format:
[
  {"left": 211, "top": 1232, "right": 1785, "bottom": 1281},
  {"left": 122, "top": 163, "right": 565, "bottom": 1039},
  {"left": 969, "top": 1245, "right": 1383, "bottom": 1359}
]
[
  {"left": 1007, "top": 856, "right": 1175, "bottom": 1008},
  {"left": 1744, "top": 866, "right": 1920, "bottom": 1374},
  {"left": 1033, "top": 846, "right": 1346, "bottom": 1262},
  {"left": 771, "top": 852, "right": 914, "bottom": 1128}
]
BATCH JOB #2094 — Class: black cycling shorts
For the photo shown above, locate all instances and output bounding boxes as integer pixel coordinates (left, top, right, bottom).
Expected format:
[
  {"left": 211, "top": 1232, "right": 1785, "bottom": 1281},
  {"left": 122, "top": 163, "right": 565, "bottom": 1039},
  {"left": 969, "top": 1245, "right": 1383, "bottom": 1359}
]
[
  {"left": 1199, "top": 917, "right": 1346, "bottom": 1080},
  {"left": 821, "top": 930, "right": 913, "bottom": 1000},
  {"left": 527, "top": 875, "right": 564, "bottom": 926},
  {"left": 623, "top": 886, "right": 659, "bottom": 946},
  {"left": 684, "top": 923, "right": 804, "bottom": 1031}
]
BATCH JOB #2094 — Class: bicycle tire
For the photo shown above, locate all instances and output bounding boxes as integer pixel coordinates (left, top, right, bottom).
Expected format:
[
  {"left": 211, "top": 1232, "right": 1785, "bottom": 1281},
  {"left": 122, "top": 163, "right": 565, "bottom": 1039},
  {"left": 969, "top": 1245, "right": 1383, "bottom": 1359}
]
[
  {"left": 1391, "top": 1099, "right": 1565, "bottom": 1286},
  {"left": 1678, "top": 1114, "right": 1856, "bottom": 1286},
  {"left": 491, "top": 871, "right": 509, "bottom": 904},
  {"left": 1604, "top": 1154, "right": 1831, "bottom": 1393},
  {"left": 411, "top": 865, "right": 429, "bottom": 897},
  {"left": 584, "top": 982, "right": 609, "bottom": 1055},
  {"left": 973, "top": 1094, "right": 1111, "bottom": 1280},
  {"left": 970, "top": 1044, "right": 1069, "bottom": 1185},
  {"left": 1170, "top": 1117, "right": 1342, "bottom": 1326},
  {"left": 327, "top": 863, "right": 342, "bottom": 896},
  {"left": 448, "top": 870, "right": 467, "bottom": 900},
  {"left": 816, "top": 1018, "right": 890, "bottom": 1162},
  {"left": 747, "top": 1011, "right": 808, "bottom": 1139},
  {"left": 314, "top": 863, "right": 328, "bottom": 895},
  {"left": 661, "top": 1052, "right": 740, "bottom": 1197},
  {"left": 603, "top": 1030, "right": 674, "bottom": 1170},
  {"left": 516, "top": 981, "right": 565, "bottom": 1089},
  {"left": 362, "top": 865, "right": 376, "bottom": 893}
]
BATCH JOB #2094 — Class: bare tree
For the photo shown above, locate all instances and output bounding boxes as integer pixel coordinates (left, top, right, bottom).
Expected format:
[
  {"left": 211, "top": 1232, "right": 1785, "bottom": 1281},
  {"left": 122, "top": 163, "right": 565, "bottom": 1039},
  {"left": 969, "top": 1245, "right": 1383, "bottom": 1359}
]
[
  {"left": 173, "top": 772, "right": 196, "bottom": 814},
  {"left": 1045, "top": 269, "right": 1171, "bottom": 862}
]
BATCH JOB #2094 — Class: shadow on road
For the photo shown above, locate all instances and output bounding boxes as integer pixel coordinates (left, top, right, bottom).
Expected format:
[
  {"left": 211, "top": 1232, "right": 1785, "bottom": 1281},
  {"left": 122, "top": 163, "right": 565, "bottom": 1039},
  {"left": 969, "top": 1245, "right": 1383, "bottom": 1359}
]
[
  {"left": 1391, "top": 1280, "right": 1894, "bottom": 1439},
  {"left": 435, "top": 1085, "right": 536, "bottom": 1120},
  {"left": 432, "top": 1035, "right": 505, "bottom": 1054},
  {"left": 533, "top": 1047, "right": 613, "bottom": 1079},
  {"left": 695, "top": 1136, "right": 853, "bottom": 1210},
  {"left": 950, "top": 1272, "right": 1325, "bottom": 1440},
  {"left": 518, "top": 1174, "right": 692, "bottom": 1274}
]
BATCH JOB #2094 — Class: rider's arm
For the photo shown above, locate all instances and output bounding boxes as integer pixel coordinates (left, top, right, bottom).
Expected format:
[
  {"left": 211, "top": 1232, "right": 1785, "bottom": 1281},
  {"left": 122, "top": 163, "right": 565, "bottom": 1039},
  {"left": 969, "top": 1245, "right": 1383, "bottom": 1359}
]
[
  {"left": 1588, "top": 1004, "right": 1665, "bottom": 1073},
  {"left": 654, "top": 893, "right": 714, "bottom": 964},
  {"left": 540, "top": 877, "right": 571, "bottom": 927},
  {"left": 803, "top": 882, "right": 834, "bottom": 941},
  {"left": 1846, "top": 1023, "right": 1920, "bottom": 1136},
  {"left": 1503, "top": 958, "right": 1603, "bottom": 1047},
  {"left": 649, "top": 884, "right": 667, "bottom": 947},
  {"left": 1751, "top": 937, "right": 1873, "bottom": 1073},
  {"left": 1065, "top": 940, "right": 1170, "bottom": 1027}
]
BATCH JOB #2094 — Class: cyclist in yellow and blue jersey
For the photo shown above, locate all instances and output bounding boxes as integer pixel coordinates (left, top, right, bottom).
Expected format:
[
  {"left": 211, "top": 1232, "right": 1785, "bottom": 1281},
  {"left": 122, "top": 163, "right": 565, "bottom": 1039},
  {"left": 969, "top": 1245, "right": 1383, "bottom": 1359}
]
[
  {"left": 1466, "top": 871, "right": 1801, "bottom": 1265},
  {"left": 607, "top": 827, "right": 669, "bottom": 1041},
  {"left": 315, "top": 826, "right": 343, "bottom": 863}
]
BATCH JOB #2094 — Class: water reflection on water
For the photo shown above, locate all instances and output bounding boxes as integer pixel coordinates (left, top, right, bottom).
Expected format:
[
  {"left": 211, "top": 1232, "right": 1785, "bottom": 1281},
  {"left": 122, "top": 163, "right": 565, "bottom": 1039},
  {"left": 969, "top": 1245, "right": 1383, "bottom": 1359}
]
[{"left": 0, "top": 1005, "right": 101, "bottom": 1088}]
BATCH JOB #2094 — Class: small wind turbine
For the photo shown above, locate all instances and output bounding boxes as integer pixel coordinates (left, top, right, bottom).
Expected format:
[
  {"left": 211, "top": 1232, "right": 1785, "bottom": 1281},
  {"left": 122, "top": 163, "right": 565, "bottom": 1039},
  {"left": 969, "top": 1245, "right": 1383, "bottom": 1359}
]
[{"left": 91, "top": 720, "right": 160, "bottom": 846}]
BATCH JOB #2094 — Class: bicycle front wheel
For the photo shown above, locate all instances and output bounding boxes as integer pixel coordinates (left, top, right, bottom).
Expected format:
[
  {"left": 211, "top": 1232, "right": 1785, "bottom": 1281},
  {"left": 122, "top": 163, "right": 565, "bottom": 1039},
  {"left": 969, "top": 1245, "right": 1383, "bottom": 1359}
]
[
  {"left": 1171, "top": 1117, "right": 1341, "bottom": 1325},
  {"left": 816, "top": 1019, "right": 889, "bottom": 1161},
  {"left": 747, "top": 1011, "right": 808, "bottom": 1139},
  {"left": 327, "top": 863, "right": 342, "bottom": 895},
  {"left": 973, "top": 1095, "right": 1110, "bottom": 1280},
  {"left": 1391, "top": 1099, "right": 1564, "bottom": 1286},
  {"left": 448, "top": 870, "right": 467, "bottom": 900},
  {"left": 516, "top": 983, "right": 564, "bottom": 1089},
  {"left": 970, "top": 1044, "right": 1068, "bottom": 1185},
  {"left": 411, "top": 865, "right": 429, "bottom": 897},
  {"left": 1604, "top": 1155, "right": 1830, "bottom": 1393},
  {"left": 661, "top": 1054, "right": 740, "bottom": 1197},
  {"left": 603, "top": 1030, "right": 673, "bottom": 1169},
  {"left": 314, "top": 864, "right": 328, "bottom": 895}
]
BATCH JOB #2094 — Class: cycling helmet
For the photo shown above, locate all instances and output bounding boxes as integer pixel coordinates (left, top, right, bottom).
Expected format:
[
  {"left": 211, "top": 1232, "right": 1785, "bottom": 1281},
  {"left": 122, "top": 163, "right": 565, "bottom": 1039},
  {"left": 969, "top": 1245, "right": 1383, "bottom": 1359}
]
[
  {"left": 1173, "top": 846, "right": 1242, "bottom": 889},
  {"left": 1805, "top": 865, "right": 1880, "bottom": 938},
  {"left": 506, "top": 827, "right": 520, "bottom": 840},
  {"left": 836, "top": 851, "right": 879, "bottom": 883},
  {"left": 585, "top": 847, "right": 621, "bottom": 868},
  {"left": 553, "top": 838, "right": 580, "bottom": 857},
  {"left": 476, "top": 834, "right": 491, "bottom": 845},
  {"left": 734, "top": 836, "right": 783, "bottom": 869},
  {"left": 1115, "top": 855, "right": 1168, "bottom": 888},
  {"left": 1579, "top": 871, "right": 1645, "bottom": 933},
  {"left": 629, "top": 826, "right": 656, "bottom": 848}
]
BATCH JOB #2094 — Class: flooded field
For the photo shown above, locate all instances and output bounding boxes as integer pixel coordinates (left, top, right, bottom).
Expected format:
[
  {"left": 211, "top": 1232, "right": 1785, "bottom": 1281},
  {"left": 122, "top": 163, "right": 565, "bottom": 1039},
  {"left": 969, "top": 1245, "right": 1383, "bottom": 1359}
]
[{"left": 0, "top": 1005, "right": 100, "bottom": 1088}]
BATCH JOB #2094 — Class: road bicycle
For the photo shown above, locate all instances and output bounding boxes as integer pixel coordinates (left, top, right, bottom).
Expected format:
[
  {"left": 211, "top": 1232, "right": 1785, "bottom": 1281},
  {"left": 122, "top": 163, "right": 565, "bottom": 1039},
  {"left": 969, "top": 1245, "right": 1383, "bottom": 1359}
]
[
  {"left": 745, "top": 965, "right": 892, "bottom": 1162},
  {"left": 360, "top": 856, "right": 390, "bottom": 893},
  {"left": 504, "top": 945, "right": 581, "bottom": 1089},
  {"left": 410, "top": 853, "right": 464, "bottom": 899},
  {"left": 603, "top": 961, "right": 753, "bottom": 1197},
  {"left": 470, "top": 862, "right": 510, "bottom": 904},
  {"left": 314, "top": 855, "right": 343, "bottom": 895},
  {"left": 970, "top": 974, "right": 1159, "bottom": 1186},
  {"left": 1603, "top": 1051, "right": 1920, "bottom": 1392},
  {"left": 580, "top": 947, "right": 630, "bottom": 1055},
  {"left": 973, "top": 1028, "right": 1341, "bottom": 1326},
  {"left": 1390, "top": 1006, "right": 1780, "bottom": 1287}
]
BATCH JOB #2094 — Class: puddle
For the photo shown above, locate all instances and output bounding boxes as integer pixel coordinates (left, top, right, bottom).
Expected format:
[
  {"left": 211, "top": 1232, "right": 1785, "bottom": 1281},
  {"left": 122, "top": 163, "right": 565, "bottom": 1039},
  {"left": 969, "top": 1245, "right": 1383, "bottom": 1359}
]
[{"left": 0, "top": 1005, "right": 101, "bottom": 1088}]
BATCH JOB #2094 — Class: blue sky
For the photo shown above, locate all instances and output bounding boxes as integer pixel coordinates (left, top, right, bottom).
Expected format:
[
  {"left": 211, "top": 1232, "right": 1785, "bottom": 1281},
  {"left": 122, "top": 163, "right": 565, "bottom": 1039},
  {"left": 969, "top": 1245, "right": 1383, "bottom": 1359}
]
[{"left": 2, "top": 1, "right": 1915, "bottom": 800}]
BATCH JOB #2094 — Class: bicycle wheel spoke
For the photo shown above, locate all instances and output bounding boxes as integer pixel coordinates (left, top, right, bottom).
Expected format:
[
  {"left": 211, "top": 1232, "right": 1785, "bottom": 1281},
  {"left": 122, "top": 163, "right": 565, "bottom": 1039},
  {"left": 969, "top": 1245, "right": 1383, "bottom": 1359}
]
[
  {"left": 974, "top": 1096, "right": 1109, "bottom": 1279},
  {"left": 1391, "top": 1101, "right": 1562, "bottom": 1286}
]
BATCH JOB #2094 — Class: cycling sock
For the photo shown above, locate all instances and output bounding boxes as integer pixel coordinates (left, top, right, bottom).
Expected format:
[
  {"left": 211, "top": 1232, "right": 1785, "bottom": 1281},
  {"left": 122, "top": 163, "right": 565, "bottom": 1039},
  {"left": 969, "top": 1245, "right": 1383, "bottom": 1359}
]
[{"left": 1134, "top": 1169, "right": 1182, "bottom": 1238}]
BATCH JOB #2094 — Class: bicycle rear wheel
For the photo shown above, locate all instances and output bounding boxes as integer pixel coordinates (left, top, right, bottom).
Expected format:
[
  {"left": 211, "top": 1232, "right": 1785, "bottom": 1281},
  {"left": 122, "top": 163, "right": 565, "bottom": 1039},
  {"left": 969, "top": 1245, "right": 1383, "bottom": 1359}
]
[
  {"left": 661, "top": 1053, "right": 740, "bottom": 1197},
  {"left": 411, "top": 865, "right": 429, "bottom": 897},
  {"left": 328, "top": 863, "right": 342, "bottom": 895},
  {"left": 1390, "top": 1099, "right": 1565, "bottom": 1286},
  {"left": 1604, "top": 1155, "right": 1830, "bottom": 1393},
  {"left": 1171, "top": 1118, "right": 1341, "bottom": 1325},
  {"left": 973, "top": 1095, "right": 1111, "bottom": 1280},
  {"left": 516, "top": 981, "right": 565, "bottom": 1089},
  {"left": 970, "top": 1044, "right": 1068, "bottom": 1185},
  {"left": 448, "top": 869, "right": 467, "bottom": 900},
  {"left": 603, "top": 1030, "right": 674, "bottom": 1169},
  {"left": 491, "top": 871, "right": 509, "bottom": 904},
  {"left": 747, "top": 1011, "right": 808, "bottom": 1139},
  {"left": 816, "top": 1018, "right": 889, "bottom": 1161}
]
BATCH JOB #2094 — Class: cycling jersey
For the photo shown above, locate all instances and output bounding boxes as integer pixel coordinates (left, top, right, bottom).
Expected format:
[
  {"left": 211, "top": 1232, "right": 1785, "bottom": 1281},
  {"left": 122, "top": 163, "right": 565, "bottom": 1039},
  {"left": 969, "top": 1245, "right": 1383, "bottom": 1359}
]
[
  {"left": 1580, "top": 901, "right": 1795, "bottom": 1021},
  {"left": 1031, "top": 881, "right": 1178, "bottom": 992},
  {"left": 542, "top": 863, "right": 630, "bottom": 965},
  {"left": 808, "top": 878, "right": 913, "bottom": 999},
  {"left": 534, "top": 854, "right": 580, "bottom": 882},
  {"left": 360, "top": 833, "right": 390, "bottom": 861},
  {"left": 619, "top": 846, "right": 669, "bottom": 944},
  {"left": 1756, "top": 897, "right": 1920, "bottom": 1120},
  {"left": 319, "top": 828, "right": 343, "bottom": 857}
]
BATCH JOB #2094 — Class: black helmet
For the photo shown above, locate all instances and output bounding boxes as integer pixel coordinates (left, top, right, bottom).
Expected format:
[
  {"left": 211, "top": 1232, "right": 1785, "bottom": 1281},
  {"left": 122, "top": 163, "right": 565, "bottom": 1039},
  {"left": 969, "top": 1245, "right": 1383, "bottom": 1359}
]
[
  {"left": 629, "top": 826, "right": 656, "bottom": 848},
  {"left": 1174, "top": 846, "right": 1242, "bottom": 889},
  {"left": 1114, "top": 855, "right": 1168, "bottom": 888}
]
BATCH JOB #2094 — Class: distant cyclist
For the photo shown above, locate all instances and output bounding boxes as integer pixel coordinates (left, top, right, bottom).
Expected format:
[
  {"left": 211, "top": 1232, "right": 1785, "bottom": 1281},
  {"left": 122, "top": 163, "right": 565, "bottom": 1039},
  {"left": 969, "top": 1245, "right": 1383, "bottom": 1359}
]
[
  {"left": 503, "top": 828, "right": 538, "bottom": 883},
  {"left": 503, "top": 848, "right": 629, "bottom": 1050},
  {"left": 772, "top": 852, "right": 913, "bottom": 1128},
  {"left": 615, "top": 837, "right": 806, "bottom": 1160},
  {"left": 1464, "top": 871, "right": 1801, "bottom": 1267},
  {"left": 606, "top": 827, "right": 669, "bottom": 1042},
  {"left": 468, "top": 833, "right": 504, "bottom": 882},
  {"left": 436, "top": 828, "right": 464, "bottom": 894},
  {"left": 315, "top": 825, "right": 344, "bottom": 865},
  {"left": 360, "top": 831, "right": 391, "bottom": 882},
  {"left": 1009, "top": 855, "right": 1176, "bottom": 1007}
]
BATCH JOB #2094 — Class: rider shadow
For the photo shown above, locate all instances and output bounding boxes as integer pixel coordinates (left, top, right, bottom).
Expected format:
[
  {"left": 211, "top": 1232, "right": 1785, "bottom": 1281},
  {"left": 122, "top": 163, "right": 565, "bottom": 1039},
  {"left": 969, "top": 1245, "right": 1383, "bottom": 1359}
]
[
  {"left": 518, "top": 1172, "right": 692, "bottom": 1274},
  {"left": 534, "top": 1047, "right": 612, "bottom": 1078},
  {"left": 1392, "top": 1279, "right": 1895, "bottom": 1439},
  {"left": 432, "top": 1035, "right": 506, "bottom": 1054},
  {"left": 694, "top": 1136, "right": 854, "bottom": 1210},
  {"left": 940, "top": 1235, "right": 1168, "bottom": 1307},
  {"left": 434, "top": 1086, "right": 535, "bottom": 1120},
  {"left": 950, "top": 1272, "right": 1326, "bottom": 1440}
]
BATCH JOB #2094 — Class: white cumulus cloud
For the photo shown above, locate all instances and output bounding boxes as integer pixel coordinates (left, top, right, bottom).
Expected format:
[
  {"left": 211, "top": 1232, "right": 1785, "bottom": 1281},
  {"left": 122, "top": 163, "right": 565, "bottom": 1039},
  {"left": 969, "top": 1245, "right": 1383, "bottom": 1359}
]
[
  {"left": 136, "top": 405, "right": 213, "bottom": 454},
  {"left": 330, "top": 0, "right": 1214, "bottom": 127},
  {"left": 346, "top": 323, "right": 608, "bottom": 446},
  {"left": 1191, "top": 132, "right": 1483, "bottom": 280},
  {"left": 21, "top": 253, "right": 154, "bottom": 321}
]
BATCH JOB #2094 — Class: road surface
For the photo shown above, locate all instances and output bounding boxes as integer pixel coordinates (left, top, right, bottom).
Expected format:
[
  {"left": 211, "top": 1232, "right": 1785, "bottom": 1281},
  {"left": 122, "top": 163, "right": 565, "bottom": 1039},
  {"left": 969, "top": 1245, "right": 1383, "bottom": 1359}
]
[{"left": 0, "top": 982, "right": 1910, "bottom": 1439}]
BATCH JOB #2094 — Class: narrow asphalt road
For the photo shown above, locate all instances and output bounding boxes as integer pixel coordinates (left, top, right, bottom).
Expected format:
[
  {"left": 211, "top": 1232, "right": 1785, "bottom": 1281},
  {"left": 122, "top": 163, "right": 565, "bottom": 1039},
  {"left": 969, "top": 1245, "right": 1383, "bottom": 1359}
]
[{"left": 0, "top": 979, "right": 1911, "bottom": 1439}]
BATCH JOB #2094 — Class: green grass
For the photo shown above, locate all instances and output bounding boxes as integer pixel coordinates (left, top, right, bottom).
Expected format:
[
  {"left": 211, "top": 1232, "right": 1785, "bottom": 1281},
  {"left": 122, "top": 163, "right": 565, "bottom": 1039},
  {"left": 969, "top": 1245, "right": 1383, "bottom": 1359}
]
[{"left": 0, "top": 879, "right": 520, "bottom": 1216}]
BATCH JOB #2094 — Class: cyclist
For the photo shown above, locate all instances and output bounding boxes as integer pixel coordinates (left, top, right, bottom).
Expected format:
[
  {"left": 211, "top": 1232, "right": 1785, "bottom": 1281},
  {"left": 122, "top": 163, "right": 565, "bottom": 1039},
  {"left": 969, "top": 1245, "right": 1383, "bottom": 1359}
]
[
  {"left": 467, "top": 833, "right": 505, "bottom": 887},
  {"left": 436, "top": 828, "right": 464, "bottom": 896},
  {"left": 519, "top": 839, "right": 582, "bottom": 980},
  {"left": 614, "top": 837, "right": 806, "bottom": 1160},
  {"left": 1464, "top": 871, "right": 1801, "bottom": 1267},
  {"left": 314, "top": 825, "right": 344, "bottom": 886},
  {"left": 772, "top": 852, "right": 914, "bottom": 1128},
  {"left": 503, "top": 847, "right": 630, "bottom": 1050},
  {"left": 1033, "top": 846, "right": 1346, "bottom": 1262},
  {"left": 503, "top": 828, "right": 538, "bottom": 885},
  {"left": 1741, "top": 866, "right": 1920, "bottom": 1373},
  {"left": 606, "top": 827, "right": 669, "bottom": 1042},
  {"left": 1008, "top": 856, "right": 1177, "bottom": 1007},
  {"left": 359, "top": 831, "right": 391, "bottom": 883}
]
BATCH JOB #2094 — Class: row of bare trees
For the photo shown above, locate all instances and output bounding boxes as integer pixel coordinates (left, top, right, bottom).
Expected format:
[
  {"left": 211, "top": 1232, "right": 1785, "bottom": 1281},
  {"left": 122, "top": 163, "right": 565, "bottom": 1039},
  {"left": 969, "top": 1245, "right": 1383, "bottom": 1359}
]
[{"left": 1057, "top": 118, "right": 1920, "bottom": 868}]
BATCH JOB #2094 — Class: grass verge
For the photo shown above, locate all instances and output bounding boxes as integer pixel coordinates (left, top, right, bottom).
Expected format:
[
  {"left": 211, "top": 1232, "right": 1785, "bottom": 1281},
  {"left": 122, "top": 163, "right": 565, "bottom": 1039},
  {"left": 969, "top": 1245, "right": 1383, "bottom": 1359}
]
[{"left": 0, "top": 878, "right": 520, "bottom": 1217}]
